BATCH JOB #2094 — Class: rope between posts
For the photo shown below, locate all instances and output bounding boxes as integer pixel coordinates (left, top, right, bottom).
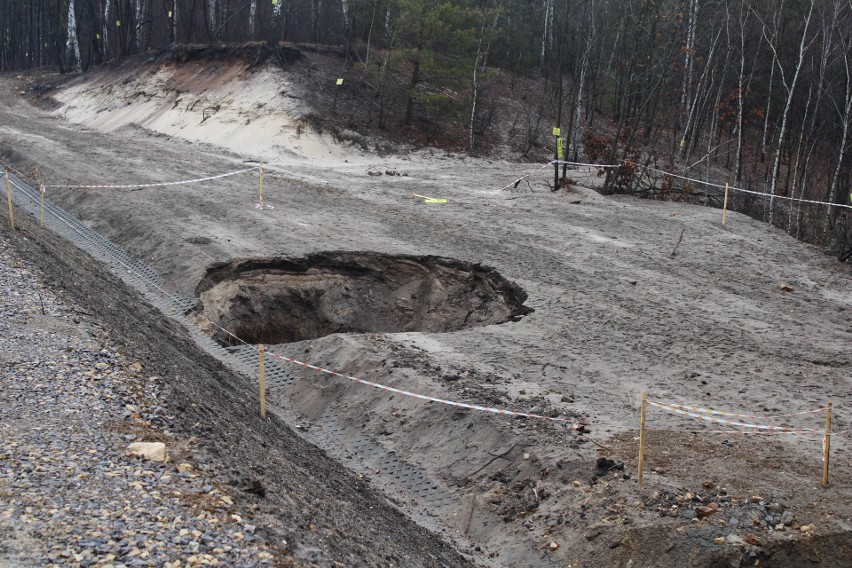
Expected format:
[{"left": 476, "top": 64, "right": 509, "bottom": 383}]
[
  {"left": 648, "top": 400, "right": 824, "bottom": 434},
  {"left": 516, "top": 158, "right": 852, "bottom": 211},
  {"left": 642, "top": 165, "right": 852, "bottom": 211},
  {"left": 264, "top": 349, "right": 579, "bottom": 423},
  {"left": 5, "top": 170, "right": 583, "bottom": 428},
  {"left": 653, "top": 428, "right": 828, "bottom": 437},
  {"left": 44, "top": 167, "right": 256, "bottom": 189},
  {"left": 661, "top": 402, "right": 827, "bottom": 421}
]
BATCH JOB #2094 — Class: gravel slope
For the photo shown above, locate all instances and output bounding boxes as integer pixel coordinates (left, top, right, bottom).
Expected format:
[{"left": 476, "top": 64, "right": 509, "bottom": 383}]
[
  {"left": 0, "top": 207, "right": 470, "bottom": 567},
  {"left": 0, "top": 230, "right": 288, "bottom": 567}
]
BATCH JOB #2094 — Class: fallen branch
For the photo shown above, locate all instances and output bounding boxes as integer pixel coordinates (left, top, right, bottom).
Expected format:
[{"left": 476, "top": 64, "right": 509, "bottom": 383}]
[{"left": 671, "top": 227, "right": 685, "bottom": 257}]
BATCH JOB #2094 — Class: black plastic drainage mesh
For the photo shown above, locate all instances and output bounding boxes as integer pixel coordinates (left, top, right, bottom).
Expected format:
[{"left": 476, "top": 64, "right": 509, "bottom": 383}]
[{"left": 3, "top": 167, "right": 454, "bottom": 510}]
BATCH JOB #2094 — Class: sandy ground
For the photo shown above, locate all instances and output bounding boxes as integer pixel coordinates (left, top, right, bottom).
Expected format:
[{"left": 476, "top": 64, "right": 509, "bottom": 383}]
[{"left": 1, "top": 49, "right": 851, "bottom": 567}]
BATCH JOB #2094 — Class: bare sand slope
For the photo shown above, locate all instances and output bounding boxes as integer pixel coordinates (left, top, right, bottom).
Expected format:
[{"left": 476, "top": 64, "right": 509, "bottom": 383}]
[{"left": 1, "top": 52, "right": 851, "bottom": 566}]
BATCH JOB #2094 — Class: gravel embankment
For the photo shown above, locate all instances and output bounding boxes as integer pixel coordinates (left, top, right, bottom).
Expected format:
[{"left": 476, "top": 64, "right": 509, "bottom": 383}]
[{"left": 0, "top": 234, "right": 286, "bottom": 567}]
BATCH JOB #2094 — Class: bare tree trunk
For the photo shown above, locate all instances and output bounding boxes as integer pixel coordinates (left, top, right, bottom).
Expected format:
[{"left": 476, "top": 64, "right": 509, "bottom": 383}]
[
  {"left": 734, "top": 3, "right": 750, "bottom": 181},
  {"left": 757, "top": 2, "right": 784, "bottom": 172},
  {"left": 376, "top": 29, "right": 396, "bottom": 129},
  {"left": 172, "top": 0, "right": 178, "bottom": 44},
  {"left": 135, "top": 0, "right": 147, "bottom": 51},
  {"left": 767, "top": 0, "right": 815, "bottom": 225},
  {"left": 361, "top": 0, "right": 378, "bottom": 76},
  {"left": 678, "top": 24, "right": 722, "bottom": 164},
  {"left": 66, "top": 0, "right": 82, "bottom": 72},
  {"left": 788, "top": 82, "right": 813, "bottom": 232},
  {"left": 679, "top": 0, "right": 699, "bottom": 133},
  {"left": 541, "top": 0, "right": 553, "bottom": 65},
  {"left": 249, "top": 0, "right": 257, "bottom": 38},
  {"left": 825, "top": 41, "right": 852, "bottom": 239},
  {"left": 469, "top": 5, "right": 502, "bottom": 156},
  {"left": 571, "top": 0, "right": 596, "bottom": 161},
  {"left": 207, "top": 0, "right": 218, "bottom": 39},
  {"left": 706, "top": 13, "right": 732, "bottom": 180}
]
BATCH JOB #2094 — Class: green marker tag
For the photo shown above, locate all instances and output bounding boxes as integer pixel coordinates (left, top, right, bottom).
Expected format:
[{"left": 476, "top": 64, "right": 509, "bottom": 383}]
[
  {"left": 557, "top": 137, "right": 564, "bottom": 160},
  {"left": 424, "top": 198, "right": 448, "bottom": 204},
  {"left": 168, "top": 11, "right": 173, "bottom": 17},
  {"left": 336, "top": 78, "right": 344, "bottom": 86},
  {"left": 272, "top": 0, "right": 278, "bottom": 4},
  {"left": 116, "top": 20, "right": 121, "bottom": 27},
  {"left": 552, "top": 127, "right": 561, "bottom": 136},
  {"left": 96, "top": 34, "right": 100, "bottom": 40}
]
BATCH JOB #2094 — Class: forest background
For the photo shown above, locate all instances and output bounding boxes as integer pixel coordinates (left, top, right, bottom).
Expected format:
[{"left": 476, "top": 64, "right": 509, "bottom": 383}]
[{"left": 2, "top": 0, "right": 851, "bottom": 256}]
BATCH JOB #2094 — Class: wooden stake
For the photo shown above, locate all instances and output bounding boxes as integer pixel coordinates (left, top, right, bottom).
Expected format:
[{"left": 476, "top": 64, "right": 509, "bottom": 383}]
[
  {"left": 5, "top": 171, "right": 14, "bottom": 230},
  {"left": 552, "top": 127, "right": 561, "bottom": 191},
  {"left": 670, "top": 227, "right": 685, "bottom": 256},
  {"left": 259, "top": 344, "right": 266, "bottom": 418},
  {"left": 722, "top": 182, "right": 730, "bottom": 226},
  {"left": 39, "top": 183, "right": 45, "bottom": 228},
  {"left": 638, "top": 391, "right": 647, "bottom": 488},
  {"left": 823, "top": 401, "right": 831, "bottom": 486},
  {"left": 258, "top": 161, "right": 264, "bottom": 208}
]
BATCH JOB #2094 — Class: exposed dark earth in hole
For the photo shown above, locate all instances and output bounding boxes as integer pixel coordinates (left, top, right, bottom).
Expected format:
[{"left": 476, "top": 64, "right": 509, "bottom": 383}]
[{"left": 195, "top": 251, "right": 533, "bottom": 346}]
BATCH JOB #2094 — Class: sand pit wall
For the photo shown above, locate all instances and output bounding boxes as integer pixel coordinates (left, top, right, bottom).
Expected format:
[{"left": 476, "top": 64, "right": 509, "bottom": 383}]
[{"left": 51, "top": 50, "right": 344, "bottom": 162}]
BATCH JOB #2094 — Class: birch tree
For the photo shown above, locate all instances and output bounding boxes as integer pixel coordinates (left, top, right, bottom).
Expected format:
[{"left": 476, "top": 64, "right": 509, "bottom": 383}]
[
  {"left": 66, "top": 0, "right": 82, "bottom": 72},
  {"left": 172, "top": 0, "right": 178, "bottom": 44},
  {"left": 824, "top": 3, "right": 852, "bottom": 238},
  {"left": 207, "top": 0, "right": 218, "bottom": 39},
  {"left": 679, "top": 0, "right": 699, "bottom": 136},
  {"left": 249, "top": 0, "right": 257, "bottom": 38},
  {"left": 469, "top": 2, "right": 502, "bottom": 155},
  {"left": 764, "top": 0, "right": 816, "bottom": 225}
]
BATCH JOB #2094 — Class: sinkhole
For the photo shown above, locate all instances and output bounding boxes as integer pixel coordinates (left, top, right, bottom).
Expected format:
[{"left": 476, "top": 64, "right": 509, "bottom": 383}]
[{"left": 196, "top": 251, "right": 533, "bottom": 346}]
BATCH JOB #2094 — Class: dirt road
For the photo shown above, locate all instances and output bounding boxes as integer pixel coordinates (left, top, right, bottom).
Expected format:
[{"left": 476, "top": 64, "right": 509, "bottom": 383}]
[{"left": 1, "top": 51, "right": 851, "bottom": 566}]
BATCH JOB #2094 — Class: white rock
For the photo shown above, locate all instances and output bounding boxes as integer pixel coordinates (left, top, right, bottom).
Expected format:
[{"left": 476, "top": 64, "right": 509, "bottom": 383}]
[{"left": 126, "top": 442, "right": 166, "bottom": 462}]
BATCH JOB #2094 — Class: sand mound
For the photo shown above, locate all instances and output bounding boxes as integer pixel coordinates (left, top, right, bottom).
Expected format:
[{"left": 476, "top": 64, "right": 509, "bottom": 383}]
[{"left": 52, "top": 47, "right": 345, "bottom": 161}]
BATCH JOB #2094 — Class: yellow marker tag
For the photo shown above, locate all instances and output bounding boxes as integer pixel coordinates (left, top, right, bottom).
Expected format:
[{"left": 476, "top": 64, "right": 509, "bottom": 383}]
[
  {"left": 336, "top": 78, "right": 344, "bottom": 86},
  {"left": 168, "top": 11, "right": 173, "bottom": 17},
  {"left": 96, "top": 34, "right": 100, "bottom": 40},
  {"left": 552, "top": 127, "right": 561, "bottom": 136},
  {"left": 272, "top": 0, "right": 278, "bottom": 4},
  {"left": 424, "top": 198, "right": 448, "bottom": 204},
  {"left": 849, "top": 193, "right": 852, "bottom": 203},
  {"left": 557, "top": 137, "right": 564, "bottom": 160},
  {"left": 116, "top": 20, "right": 121, "bottom": 27}
]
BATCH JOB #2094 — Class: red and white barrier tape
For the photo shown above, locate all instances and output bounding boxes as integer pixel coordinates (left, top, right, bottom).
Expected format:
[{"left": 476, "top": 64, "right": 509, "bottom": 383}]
[
  {"left": 265, "top": 350, "right": 581, "bottom": 424},
  {"left": 661, "top": 402, "right": 827, "bottom": 421},
  {"left": 653, "top": 428, "right": 828, "bottom": 437},
  {"left": 44, "top": 167, "right": 256, "bottom": 189},
  {"left": 648, "top": 400, "right": 823, "bottom": 434},
  {"left": 554, "top": 160, "right": 621, "bottom": 170}
]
